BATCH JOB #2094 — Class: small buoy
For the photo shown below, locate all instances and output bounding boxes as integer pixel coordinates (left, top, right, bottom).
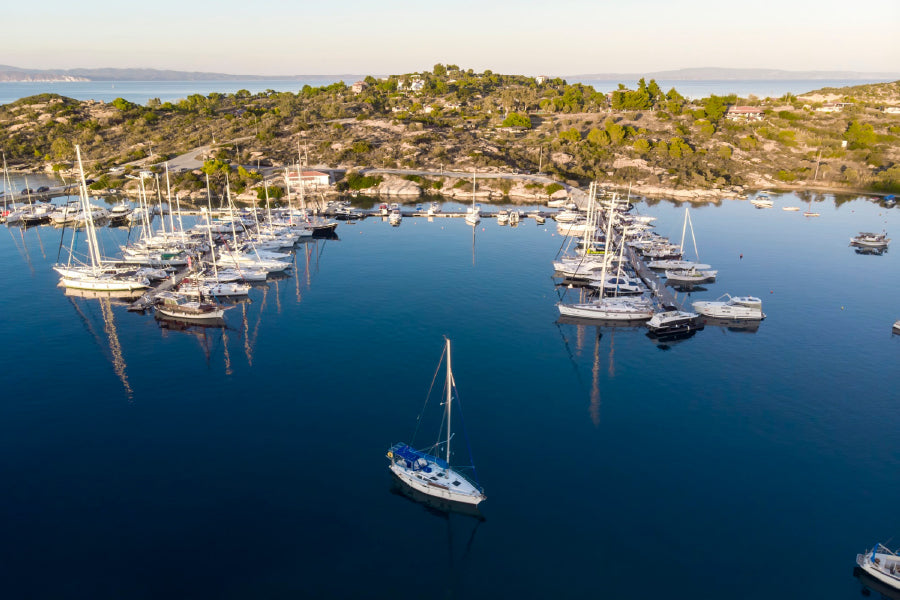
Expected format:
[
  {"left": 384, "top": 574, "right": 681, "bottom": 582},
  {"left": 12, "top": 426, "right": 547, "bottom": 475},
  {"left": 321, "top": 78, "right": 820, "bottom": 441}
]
[
  {"left": 740, "top": 253, "right": 743, "bottom": 259},
  {"left": 770, "top": 290, "right": 773, "bottom": 294},
  {"left": 841, "top": 306, "right": 845, "bottom": 310}
]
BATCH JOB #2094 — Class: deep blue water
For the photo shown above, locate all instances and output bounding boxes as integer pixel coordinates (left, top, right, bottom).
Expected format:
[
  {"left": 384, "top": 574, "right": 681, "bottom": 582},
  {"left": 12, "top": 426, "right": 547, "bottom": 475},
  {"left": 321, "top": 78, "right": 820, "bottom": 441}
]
[
  {"left": 573, "top": 79, "right": 897, "bottom": 100},
  {"left": 2, "top": 78, "right": 891, "bottom": 106},
  {"left": 1, "top": 179, "right": 898, "bottom": 599},
  {"left": 0, "top": 79, "right": 342, "bottom": 106}
]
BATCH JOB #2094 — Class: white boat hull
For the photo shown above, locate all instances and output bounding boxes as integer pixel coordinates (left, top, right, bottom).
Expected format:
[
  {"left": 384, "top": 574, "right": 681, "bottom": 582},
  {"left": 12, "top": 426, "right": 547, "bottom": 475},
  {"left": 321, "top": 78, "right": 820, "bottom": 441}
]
[
  {"left": 558, "top": 301, "right": 653, "bottom": 321},
  {"left": 389, "top": 464, "right": 484, "bottom": 506},
  {"left": 693, "top": 302, "right": 764, "bottom": 320},
  {"left": 59, "top": 276, "right": 148, "bottom": 292}
]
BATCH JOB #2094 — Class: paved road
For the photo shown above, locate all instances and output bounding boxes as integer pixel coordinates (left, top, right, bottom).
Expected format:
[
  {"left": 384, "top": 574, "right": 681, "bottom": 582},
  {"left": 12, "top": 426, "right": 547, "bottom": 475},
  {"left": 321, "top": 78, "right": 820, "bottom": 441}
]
[{"left": 160, "top": 145, "right": 212, "bottom": 172}]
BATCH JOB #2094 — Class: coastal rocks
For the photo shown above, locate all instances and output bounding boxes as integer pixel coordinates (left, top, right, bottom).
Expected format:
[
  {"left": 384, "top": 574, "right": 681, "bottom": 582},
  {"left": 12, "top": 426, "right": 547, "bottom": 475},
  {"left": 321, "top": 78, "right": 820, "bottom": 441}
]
[
  {"left": 551, "top": 152, "right": 574, "bottom": 165},
  {"left": 364, "top": 175, "right": 422, "bottom": 197}
]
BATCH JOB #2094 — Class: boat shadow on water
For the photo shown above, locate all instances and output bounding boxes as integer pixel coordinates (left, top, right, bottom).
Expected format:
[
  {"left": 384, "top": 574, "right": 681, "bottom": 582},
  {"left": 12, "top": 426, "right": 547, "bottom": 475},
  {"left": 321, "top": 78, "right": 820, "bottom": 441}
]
[
  {"left": 389, "top": 477, "right": 486, "bottom": 521},
  {"left": 645, "top": 328, "right": 700, "bottom": 349},
  {"left": 155, "top": 313, "right": 227, "bottom": 329},
  {"left": 556, "top": 315, "right": 648, "bottom": 330},
  {"left": 701, "top": 316, "right": 762, "bottom": 334},
  {"left": 854, "top": 247, "right": 888, "bottom": 256},
  {"left": 854, "top": 566, "right": 900, "bottom": 600}
]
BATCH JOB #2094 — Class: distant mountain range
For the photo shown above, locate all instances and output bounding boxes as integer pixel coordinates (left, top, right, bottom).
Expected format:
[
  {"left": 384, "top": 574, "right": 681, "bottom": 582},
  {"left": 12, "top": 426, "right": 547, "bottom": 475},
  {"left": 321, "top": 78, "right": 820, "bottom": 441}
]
[
  {"left": 0, "top": 65, "right": 365, "bottom": 82},
  {"left": 1, "top": 65, "right": 898, "bottom": 83},
  {"left": 568, "top": 67, "right": 900, "bottom": 81}
]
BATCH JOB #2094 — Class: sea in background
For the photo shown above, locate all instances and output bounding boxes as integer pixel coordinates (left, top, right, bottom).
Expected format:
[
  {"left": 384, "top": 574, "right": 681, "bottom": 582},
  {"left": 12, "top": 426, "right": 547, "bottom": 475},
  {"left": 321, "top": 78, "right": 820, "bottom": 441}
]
[
  {"left": 1, "top": 78, "right": 894, "bottom": 106},
  {"left": 1, "top": 175, "right": 899, "bottom": 599},
  {"left": 0, "top": 79, "right": 340, "bottom": 106},
  {"left": 573, "top": 78, "right": 897, "bottom": 100}
]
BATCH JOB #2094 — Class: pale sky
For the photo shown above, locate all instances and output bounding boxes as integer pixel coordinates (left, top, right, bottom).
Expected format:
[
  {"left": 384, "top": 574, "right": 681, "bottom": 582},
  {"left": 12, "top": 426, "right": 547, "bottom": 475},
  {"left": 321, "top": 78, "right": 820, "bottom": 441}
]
[{"left": 4, "top": 0, "right": 898, "bottom": 75}]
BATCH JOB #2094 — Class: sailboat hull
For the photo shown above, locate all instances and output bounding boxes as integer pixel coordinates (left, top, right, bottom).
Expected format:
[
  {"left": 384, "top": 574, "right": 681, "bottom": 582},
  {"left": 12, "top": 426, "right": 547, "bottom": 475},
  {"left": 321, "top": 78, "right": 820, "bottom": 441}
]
[
  {"left": 59, "top": 275, "right": 149, "bottom": 292},
  {"left": 388, "top": 463, "right": 485, "bottom": 506}
]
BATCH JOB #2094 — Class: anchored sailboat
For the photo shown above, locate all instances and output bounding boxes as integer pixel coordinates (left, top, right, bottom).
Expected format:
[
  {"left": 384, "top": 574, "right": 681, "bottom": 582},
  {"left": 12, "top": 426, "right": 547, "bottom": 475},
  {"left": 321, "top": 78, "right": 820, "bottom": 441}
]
[{"left": 387, "top": 338, "right": 486, "bottom": 507}]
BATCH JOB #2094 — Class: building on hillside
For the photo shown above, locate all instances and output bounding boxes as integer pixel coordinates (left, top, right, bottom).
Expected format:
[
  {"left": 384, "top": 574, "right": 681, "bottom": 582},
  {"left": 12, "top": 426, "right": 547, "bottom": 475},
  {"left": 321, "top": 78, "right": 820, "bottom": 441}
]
[
  {"left": 816, "top": 102, "right": 850, "bottom": 113},
  {"left": 882, "top": 106, "right": 900, "bottom": 114},
  {"left": 726, "top": 106, "right": 765, "bottom": 121},
  {"left": 351, "top": 81, "right": 368, "bottom": 94},
  {"left": 535, "top": 75, "right": 548, "bottom": 84},
  {"left": 286, "top": 170, "right": 332, "bottom": 191}
]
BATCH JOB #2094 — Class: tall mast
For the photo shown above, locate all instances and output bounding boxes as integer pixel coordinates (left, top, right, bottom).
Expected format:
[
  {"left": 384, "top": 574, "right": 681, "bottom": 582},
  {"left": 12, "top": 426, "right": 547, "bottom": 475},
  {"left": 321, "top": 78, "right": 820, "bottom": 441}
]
[
  {"left": 2, "top": 152, "right": 9, "bottom": 213},
  {"left": 75, "top": 145, "right": 102, "bottom": 270},
  {"left": 154, "top": 174, "right": 166, "bottom": 235},
  {"left": 205, "top": 174, "right": 218, "bottom": 280},
  {"left": 165, "top": 163, "right": 176, "bottom": 234},
  {"left": 445, "top": 338, "right": 452, "bottom": 464},
  {"left": 597, "top": 191, "right": 618, "bottom": 299}
]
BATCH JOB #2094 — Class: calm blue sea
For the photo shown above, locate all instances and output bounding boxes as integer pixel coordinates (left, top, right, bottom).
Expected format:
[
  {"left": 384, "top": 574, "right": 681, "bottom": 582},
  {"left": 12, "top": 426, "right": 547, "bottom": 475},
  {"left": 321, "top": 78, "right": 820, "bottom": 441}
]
[
  {"left": 0, "top": 79, "right": 343, "bottom": 106},
  {"left": 574, "top": 78, "right": 897, "bottom": 100},
  {"left": 1, "top": 177, "right": 898, "bottom": 599},
  {"left": 1, "top": 78, "right": 892, "bottom": 106}
]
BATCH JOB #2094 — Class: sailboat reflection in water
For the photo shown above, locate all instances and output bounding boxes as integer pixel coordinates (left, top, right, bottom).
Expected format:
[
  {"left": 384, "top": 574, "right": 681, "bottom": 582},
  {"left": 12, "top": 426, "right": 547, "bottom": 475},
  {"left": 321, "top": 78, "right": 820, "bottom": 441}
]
[{"left": 387, "top": 338, "right": 486, "bottom": 510}]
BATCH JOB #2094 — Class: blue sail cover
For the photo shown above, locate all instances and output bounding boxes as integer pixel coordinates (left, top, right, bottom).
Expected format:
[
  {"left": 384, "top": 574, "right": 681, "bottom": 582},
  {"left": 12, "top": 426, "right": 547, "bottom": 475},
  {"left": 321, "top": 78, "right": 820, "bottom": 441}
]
[{"left": 389, "top": 443, "right": 449, "bottom": 470}]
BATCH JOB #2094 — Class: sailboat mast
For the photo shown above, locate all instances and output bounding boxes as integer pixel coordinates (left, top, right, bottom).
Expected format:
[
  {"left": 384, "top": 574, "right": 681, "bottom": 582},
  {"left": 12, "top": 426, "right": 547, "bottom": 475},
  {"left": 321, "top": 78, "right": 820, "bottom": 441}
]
[
  {"left": 680, "top": 208, "right": 688, "bottom": 254},
  {"left": 687, "top": 210, "right": 700, "bottom": 263},
  {"left": 445, "top": 338, "right": 452, "bottom": 465},
  {"left": 75, "top": 145, "right": 102, "bottom": 270},
  {"left": 205, "top": 177, "right": 218, "bottom": 280},
  {"left": 598, "top": 192, "right": 618, "bottom": 298},
  {"left": 165, "top": 164, "right": 176, "bottom": 234}
]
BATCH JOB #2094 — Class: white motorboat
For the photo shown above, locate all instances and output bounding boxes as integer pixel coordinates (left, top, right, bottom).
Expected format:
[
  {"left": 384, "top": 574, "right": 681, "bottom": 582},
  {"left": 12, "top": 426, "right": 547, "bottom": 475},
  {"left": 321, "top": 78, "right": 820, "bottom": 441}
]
[
  {"left": 427, "top": 202, "right": 441, "bottom": 216},
  {"left": 893, "top": 320, "right": 900, "bottom": 334},
  {"left": 647, "top": 260, "right": 712, "bottom": 271},
  {"left": 665, "top": 267, "right": 718, "bottom": 285},
  {"left": 389, "top": 209, "right": 402, "bottom": 226},
  {"left": 850, "top": 232, "right": 890, "bottom": 248},
  {"left": 387, "top": 338, "right": 486, "bottom": 507},
  {"left": 496, "top": 210, "right": 510, "bottom": 225},
  {"left": 693, "top": 294, "right": 765, "bottom": 320},
  {"left": 856, "top": 543, "right": 900, "bottom": 593},
  {"left": 750, "top": 198, "right": 774, "bottom": 208},
  {"left": 553, "top": 208, "right": 580, "bottom": 223},
  {"left": 508, "top": 210, "right": 520, "bottom": 226}
]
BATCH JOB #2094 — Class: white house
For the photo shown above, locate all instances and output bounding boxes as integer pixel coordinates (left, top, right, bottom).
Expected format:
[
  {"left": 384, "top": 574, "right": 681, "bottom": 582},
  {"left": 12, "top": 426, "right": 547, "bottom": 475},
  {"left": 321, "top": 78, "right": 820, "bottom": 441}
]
[
  {"left": 726, "top": 106, "right": 765, "bottom": 121},
  {"left": 286, "top": 170, "right": 331, "bottom": 191}
]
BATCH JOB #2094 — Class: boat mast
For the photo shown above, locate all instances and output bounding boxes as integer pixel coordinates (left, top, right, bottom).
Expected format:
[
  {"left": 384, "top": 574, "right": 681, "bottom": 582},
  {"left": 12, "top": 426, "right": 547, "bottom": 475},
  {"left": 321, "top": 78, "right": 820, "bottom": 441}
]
[
  {"left": 165, "top": 164, "right": 176, "bottom": 235},
  {"left": 597, "top": 191, "right": 618, "bottom": 299},
  {"left": 445, "top": 338, "right": 452, "bottom": 465},
  {"left": 75, "top": 145, "right": 102, "bottom": 271},
  {"left": 205, "top": 176, "right": 219, "bottom": 281}
]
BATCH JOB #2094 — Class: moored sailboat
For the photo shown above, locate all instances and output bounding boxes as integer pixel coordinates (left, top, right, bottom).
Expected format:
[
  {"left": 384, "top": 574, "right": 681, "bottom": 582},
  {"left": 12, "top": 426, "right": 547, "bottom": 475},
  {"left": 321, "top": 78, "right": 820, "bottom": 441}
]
[{"left": 387, "top": 338, "right": 486, "bottom": 507}]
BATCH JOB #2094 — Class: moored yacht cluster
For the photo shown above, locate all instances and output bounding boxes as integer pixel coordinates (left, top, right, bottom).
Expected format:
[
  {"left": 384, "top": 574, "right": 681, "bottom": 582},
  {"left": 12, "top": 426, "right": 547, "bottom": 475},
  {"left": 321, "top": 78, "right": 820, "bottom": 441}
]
[
  {"left": 46, "top": 145, "right": 337, "bottom": 323},
  {"left": 553, "top": 182, "right": 766, "bottom": 340}
]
